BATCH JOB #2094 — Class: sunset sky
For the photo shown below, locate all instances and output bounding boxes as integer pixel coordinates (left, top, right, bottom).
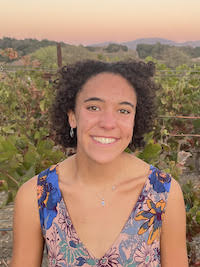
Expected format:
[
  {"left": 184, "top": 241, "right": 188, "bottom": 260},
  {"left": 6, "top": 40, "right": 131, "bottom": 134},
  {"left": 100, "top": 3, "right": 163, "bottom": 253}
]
[{"left": 1, "top": 0, "right": 199, "bottom": 45}]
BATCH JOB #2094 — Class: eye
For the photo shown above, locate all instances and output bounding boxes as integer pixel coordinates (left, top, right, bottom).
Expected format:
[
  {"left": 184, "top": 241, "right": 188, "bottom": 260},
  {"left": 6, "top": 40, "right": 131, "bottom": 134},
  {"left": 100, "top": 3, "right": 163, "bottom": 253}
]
[
  {"left": 87, "top": 105, "right": 100, "bottom": 111},
  {"left": 119, "top": 109, "right": 130, "bottom": 114}
]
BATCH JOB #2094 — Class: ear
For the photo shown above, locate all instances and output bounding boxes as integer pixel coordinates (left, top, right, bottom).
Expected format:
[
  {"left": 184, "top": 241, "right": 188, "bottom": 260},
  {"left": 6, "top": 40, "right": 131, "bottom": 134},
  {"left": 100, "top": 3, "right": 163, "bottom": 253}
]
[{"left": 67, "top": 110, "right": 77, "bottom": 128}]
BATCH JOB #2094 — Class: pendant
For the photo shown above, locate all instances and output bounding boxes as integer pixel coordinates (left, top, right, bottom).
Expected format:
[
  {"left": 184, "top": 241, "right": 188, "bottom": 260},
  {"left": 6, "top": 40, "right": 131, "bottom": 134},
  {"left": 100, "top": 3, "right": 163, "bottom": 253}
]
[
  {"left": 101, "top": 198, "right": 105, "bottom": 206},
  {"left": 112, "top": 185, "right": 116, "bottom": 191}
]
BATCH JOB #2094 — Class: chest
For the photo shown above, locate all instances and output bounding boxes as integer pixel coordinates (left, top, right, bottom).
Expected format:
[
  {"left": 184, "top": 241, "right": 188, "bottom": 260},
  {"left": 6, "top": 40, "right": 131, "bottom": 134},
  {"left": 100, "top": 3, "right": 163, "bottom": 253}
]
[{"left": 60, "top": 181, "right": 145, "bottom": 259}]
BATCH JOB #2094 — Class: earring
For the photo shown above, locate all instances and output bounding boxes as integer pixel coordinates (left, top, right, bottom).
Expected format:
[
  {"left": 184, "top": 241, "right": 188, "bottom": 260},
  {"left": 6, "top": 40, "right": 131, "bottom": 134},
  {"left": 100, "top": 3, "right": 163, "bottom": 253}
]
[{"left": 70, "top": 127, "right": 74, "bottom": 138}]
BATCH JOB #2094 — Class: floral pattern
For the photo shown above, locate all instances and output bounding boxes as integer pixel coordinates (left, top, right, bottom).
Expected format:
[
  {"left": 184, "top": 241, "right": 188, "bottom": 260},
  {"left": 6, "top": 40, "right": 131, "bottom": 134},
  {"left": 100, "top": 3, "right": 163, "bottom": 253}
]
[
  {"left": 47, "top": 226, "right": 66, "bottom": 266},
  {"left": 135, "top": 199, "right": 166, "bottom": 244},
  {"left": 149, "top": 167, "right": 171, "bottom": 193},
  {"left": 37, "top": 164, "right": 171, "bottom": 266},
  {"left": 58, "top": 207, "right": 78, "bottom": 241},
  {"left": 134, "top": 242, "right": 159, "bottom": 267},
  {"left": 98, "top": 248, "right": 119, "bottom": 267}
]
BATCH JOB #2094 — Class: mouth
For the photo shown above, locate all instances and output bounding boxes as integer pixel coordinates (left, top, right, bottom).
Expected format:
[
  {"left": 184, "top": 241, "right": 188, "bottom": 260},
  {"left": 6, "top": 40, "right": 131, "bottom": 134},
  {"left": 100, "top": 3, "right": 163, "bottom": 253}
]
[{"left": 92, "top": 136, "right": 119, "bottom": 144}]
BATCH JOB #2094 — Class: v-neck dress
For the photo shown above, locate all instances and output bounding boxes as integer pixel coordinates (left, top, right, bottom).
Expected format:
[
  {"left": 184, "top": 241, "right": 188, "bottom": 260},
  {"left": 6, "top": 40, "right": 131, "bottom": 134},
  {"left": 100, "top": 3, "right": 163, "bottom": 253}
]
[{"left": 37, "top": 164, "right": 171, "bottom": 267}]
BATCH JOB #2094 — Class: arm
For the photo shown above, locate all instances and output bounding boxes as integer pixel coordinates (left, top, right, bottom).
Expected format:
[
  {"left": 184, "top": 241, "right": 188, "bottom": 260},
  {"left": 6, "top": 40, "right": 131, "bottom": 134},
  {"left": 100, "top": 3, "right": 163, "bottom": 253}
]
[
  {"left": 161, "top": 178, "right": 188, "bottom": 267},
  {"left": 10, "top": 176, "right": 44, "bottom": 267}
]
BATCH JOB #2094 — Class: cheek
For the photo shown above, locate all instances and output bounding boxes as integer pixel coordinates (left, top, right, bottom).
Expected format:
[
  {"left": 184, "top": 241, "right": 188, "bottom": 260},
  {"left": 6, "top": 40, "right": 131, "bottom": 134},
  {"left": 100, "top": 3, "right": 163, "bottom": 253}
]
[
  {"left": 121, "top": 117, "right": 135, "bottom": 137},
  {"left": 76, "top": 112, "right": 98, "bottom": 139}
]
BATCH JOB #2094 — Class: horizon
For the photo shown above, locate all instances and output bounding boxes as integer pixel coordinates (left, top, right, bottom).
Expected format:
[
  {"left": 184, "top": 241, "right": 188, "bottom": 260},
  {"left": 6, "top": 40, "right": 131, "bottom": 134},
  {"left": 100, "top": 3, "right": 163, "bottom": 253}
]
[
  {"left": 1, "top": 36, "right": 200, "bottom": 47},
  {"left": 1, "top": 0, "right": 199, "bottom": 45}
]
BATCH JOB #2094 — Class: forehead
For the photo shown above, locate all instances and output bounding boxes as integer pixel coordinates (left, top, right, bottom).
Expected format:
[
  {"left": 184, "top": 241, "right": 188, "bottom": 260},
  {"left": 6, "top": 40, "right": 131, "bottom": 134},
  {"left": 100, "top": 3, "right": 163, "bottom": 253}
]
[{"left": 78, "top": 72, "right": 136, "bottom": 100}]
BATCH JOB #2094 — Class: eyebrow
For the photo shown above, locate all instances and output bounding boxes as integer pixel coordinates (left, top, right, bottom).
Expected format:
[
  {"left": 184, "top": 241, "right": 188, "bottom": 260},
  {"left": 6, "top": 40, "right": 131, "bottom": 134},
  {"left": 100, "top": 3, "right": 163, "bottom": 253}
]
[
  {"left": 84, "top": 97, "right": 134, "bottom": 108},
  {"left": 84, "top": 97, "right": 104, "bottom": 103}
]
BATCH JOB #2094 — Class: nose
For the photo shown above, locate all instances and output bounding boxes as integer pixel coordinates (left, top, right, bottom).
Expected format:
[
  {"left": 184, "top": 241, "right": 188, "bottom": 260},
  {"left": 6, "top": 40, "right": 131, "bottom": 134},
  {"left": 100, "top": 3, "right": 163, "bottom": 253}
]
[{"left": 98, "top": 109, "right": 117, "bottom": 130}]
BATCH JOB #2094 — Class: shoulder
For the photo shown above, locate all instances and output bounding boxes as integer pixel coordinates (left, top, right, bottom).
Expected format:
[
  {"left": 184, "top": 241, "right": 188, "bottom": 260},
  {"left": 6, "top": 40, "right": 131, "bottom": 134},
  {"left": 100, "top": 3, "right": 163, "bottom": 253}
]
[
  {"left": 169, "top": 177, "right": 184, "bottom": 197},
  {"left": 15, "top": 164, "right": 58, "bottom": 209},
  {"left": 11, "top": 175, "right": 45, "bottom": 266},
  {"left": 124, "top": 152, "right": 150, "bottom": 178},
  {"left": 13, "top": 175, "right": 41, "bottom": 235},
  {"left": 165, "top": 177, "right": 185, "bottom": 215},
  {"left": 160, "top": 178, "right": 188, "bottom": 266},
  {"left": 15, "top": 175, "right": 38, "bottom": 204},
  {"left": 161, "top": 176, "right": 186, "bottom": 233},
  {"left": 14, "top": 174, "right": 41, "bottom": 222}
]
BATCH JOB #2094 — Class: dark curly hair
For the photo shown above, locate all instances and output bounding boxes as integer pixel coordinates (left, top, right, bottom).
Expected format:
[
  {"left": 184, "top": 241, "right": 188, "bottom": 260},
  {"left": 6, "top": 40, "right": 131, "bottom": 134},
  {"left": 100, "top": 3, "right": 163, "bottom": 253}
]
[{"left": 50, "top": 60, "right": 160, "bottom": 151}]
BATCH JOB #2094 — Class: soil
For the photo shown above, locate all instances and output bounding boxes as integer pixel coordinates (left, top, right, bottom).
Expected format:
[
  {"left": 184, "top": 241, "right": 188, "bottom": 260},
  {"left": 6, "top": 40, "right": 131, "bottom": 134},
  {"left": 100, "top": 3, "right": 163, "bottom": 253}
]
[{"left": 0, "top": 172, "right": 199, "bottom": 267}]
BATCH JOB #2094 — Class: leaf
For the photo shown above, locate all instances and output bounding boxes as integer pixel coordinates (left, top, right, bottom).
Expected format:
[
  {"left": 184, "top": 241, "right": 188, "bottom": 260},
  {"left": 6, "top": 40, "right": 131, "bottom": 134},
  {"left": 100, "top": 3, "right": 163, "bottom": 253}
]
[
  {"left": 39, "top": 100, "right": 46, "bottom": 112},
  {"left": 138, "top": 143, "right": 162, "bottom": 163},
  {"left": 34, "top": 131, "right": 41, "bottom": 140},
  {"left": 193, "top": 119, "right": 200, "bottom": 131},
  {"left": 24, "top": 145, "right": 39, "bottom": 169},
  {"left": 20, "top": 166, "right": 36, "bottom": 183},
  {"left": 196, "top": 211, "right": 200, "bottom": 224},
  {"left": 37, "top": 140, "right": 54, "bottom": 154},
  {"left": 0, "top": 137, "right": 17, "bottom": 153},
  {"left": 1, "top": 125, "right": 15, "bottom": 134}
]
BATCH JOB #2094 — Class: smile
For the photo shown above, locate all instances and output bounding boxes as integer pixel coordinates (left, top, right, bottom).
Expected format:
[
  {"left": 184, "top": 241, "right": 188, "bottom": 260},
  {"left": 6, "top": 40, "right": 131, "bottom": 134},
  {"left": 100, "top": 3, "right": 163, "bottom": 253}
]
[{"left": 92, "top": 136, "right": 118, "bottom": 144}]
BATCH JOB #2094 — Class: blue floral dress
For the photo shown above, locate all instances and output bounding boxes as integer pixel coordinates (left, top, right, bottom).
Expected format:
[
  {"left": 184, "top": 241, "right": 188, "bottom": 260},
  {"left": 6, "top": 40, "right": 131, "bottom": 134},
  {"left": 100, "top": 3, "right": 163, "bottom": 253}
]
[{"left": 37, "top": 164, "right": 171, "bottom": 267}]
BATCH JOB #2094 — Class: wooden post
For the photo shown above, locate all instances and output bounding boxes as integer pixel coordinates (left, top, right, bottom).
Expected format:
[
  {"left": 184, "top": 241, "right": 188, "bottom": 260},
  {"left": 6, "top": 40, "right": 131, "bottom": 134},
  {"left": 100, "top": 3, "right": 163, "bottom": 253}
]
[{"left": 57, "top": 43, "right": 62, "bottom": 68}]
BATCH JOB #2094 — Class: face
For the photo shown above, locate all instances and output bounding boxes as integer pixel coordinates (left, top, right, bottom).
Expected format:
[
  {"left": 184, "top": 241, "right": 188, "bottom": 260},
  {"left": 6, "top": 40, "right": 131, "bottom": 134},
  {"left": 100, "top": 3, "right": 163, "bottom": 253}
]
[{"left": 68, "top": 72, "right": 137, "bottom": 164}]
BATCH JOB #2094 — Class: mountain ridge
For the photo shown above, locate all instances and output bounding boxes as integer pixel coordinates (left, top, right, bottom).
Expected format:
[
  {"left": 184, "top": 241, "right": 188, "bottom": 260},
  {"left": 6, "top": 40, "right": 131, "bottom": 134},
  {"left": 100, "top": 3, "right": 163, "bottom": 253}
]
[{"left": 90, "top": 38, "right": 200, "bottom": 49}]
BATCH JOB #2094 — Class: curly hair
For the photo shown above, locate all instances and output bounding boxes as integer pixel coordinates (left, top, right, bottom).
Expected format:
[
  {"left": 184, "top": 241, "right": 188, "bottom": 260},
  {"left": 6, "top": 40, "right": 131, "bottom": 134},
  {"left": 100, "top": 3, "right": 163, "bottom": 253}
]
[{"left": 50, "top": 60, "right": 160, "bottom": 151}]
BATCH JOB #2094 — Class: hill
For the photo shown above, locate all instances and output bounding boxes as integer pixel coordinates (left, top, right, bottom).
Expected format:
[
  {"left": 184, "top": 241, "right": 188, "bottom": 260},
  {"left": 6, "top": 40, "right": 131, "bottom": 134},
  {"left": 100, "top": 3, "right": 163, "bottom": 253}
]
[
  {"left": 0, "top": 37, "right": 66, "bottom": 61},
  {"left": 90, "top": 38, "right": 200, "bottom": 49}
]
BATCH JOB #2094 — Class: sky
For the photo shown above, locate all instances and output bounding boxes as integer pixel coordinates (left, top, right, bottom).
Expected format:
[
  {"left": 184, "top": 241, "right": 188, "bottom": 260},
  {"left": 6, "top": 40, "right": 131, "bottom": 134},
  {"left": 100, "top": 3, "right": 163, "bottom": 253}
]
[{"left": 0, "top": 0, "right": 199, "bottom": 45}]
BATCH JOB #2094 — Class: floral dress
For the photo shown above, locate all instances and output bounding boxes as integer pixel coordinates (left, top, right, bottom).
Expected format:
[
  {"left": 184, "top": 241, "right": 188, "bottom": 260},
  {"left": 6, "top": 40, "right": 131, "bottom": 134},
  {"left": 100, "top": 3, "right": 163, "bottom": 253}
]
[{"left": 37, "top": 164, "right": 171, "bottom": 267}]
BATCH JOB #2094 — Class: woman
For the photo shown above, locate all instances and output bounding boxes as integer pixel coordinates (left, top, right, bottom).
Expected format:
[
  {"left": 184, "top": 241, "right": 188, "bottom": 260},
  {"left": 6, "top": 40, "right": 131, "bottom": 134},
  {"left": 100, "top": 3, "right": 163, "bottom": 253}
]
[{"left": 10, "top": 60, "right": 188, "bottom": 266}]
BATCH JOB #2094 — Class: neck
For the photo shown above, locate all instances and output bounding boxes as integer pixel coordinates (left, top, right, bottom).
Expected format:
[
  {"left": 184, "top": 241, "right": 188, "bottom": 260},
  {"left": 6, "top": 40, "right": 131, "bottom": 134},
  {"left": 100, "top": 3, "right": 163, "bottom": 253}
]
[{"left": 73, "top": 152, "right": 129, "bottom": 190}]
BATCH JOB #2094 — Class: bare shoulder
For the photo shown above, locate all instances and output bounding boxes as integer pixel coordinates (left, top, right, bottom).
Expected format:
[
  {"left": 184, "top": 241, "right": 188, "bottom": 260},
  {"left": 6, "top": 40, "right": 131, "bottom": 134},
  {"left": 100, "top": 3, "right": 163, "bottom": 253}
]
[
  {"left": 169, "top": 177, "right": 183, "bottom": 195},
  {"left": 125, "top": 153, "right": 150, "bottom": 178},
  {"left": 162, "top": 176, "right": 186, "bottom": 232},
  {"left": 14, "top": 174, "right": 39, "bottom": 227},
  {"left": 166, "top": 177, "right": 185, "bottom": 211},
  {"left": 11, "top": 174, "right": 44, "bottom": 266},
  {"left": 16, "top": 175, "right": 38, "bottom": 199},
  {"left": 161, "top": 177, "right": 188, "bottom": 266}
]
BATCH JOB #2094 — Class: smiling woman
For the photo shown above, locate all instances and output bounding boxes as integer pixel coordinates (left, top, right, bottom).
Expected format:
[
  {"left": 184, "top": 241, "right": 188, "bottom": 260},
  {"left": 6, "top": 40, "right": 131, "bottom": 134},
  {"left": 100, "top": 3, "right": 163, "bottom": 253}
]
[
  {"left": 10, "top": 60, "right": 188, "bottom": 267},
  {"left": 51, "top": 60, "right": 158, "bottom": 151},
  {"left": 67, "top": 72, "right": 137, "bottom": 164}
]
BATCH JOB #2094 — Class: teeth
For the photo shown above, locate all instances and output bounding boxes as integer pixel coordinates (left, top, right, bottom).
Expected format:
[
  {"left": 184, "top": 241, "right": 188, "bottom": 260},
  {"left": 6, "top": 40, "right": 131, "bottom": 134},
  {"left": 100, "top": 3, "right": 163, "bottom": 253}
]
[{"left": 93, "top": 137, "right": 116, "bottom": 144}]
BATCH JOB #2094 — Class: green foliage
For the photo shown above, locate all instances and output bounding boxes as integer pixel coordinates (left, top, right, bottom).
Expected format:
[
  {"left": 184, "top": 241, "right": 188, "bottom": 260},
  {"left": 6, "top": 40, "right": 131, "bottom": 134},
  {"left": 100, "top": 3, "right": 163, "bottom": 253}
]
[
  {"left": 0, "top": 70, "right": 65, "bottom": 205},
  {"left": 137, "top": 132, "right": 162, "bottom": 164},
  {"left": 0, "top": 37, "right": 64, "bottom": 62},
  {"left": 182, "top": 181, "right": 200, "bottom": 264},
  {"left": 136, "top": 42, "right": 198, "bottom": 67},
  {"left": 183, "top": 181, "right": 200, "bottom": 232},
  {"left": 136, "top": 44, "right": 154, "bottom": 59},
  {"left": 155, "top": 64, "right": 200, "bottom": 130},
  {"left": 104, "top": 43, "right": 128, "bottom": 53},
  {"left": 12, "top": 42, "right": 137, "bottom": 68},
  {"left": 31, "top": 46, "right": 57, "bottom": 68},
  {"left": 85, "top": 46, "right": 101, "bottom": 52}
]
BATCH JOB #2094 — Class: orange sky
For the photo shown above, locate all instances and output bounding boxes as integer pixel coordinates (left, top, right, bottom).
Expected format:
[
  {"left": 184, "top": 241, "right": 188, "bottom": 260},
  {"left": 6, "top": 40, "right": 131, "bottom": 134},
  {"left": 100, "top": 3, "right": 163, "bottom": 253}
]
[{"left": 1, "top": 0, "right": 199, "bottom": 44}]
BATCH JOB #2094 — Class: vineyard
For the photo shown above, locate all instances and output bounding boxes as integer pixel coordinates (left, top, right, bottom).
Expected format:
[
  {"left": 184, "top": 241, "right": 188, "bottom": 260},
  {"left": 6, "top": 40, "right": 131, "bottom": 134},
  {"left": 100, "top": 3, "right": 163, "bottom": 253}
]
[{"left": 0, "top": 48, "right": 200, "bottom": 266}]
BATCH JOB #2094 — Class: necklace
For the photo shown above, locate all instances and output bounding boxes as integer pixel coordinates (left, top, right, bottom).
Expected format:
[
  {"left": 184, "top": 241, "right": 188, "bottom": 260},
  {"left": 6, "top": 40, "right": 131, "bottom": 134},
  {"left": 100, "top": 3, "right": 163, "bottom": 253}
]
[{"left": 96, "top": 184, "right": 117, "bottom": 207}]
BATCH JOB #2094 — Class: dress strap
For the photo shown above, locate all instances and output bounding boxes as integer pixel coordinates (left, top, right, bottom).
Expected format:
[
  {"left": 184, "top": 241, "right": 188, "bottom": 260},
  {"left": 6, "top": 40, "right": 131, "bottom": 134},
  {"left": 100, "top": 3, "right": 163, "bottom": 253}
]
[{"left": 37, "top": 165, "right": 62, "bottom": 230}]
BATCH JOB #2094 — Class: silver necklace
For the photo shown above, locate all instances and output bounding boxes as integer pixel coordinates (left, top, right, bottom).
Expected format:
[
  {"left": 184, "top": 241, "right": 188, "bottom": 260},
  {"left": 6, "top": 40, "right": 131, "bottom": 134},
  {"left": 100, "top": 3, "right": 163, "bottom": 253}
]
[{"left": 96, "top": 184, "right": 117, "bottom": 207}]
